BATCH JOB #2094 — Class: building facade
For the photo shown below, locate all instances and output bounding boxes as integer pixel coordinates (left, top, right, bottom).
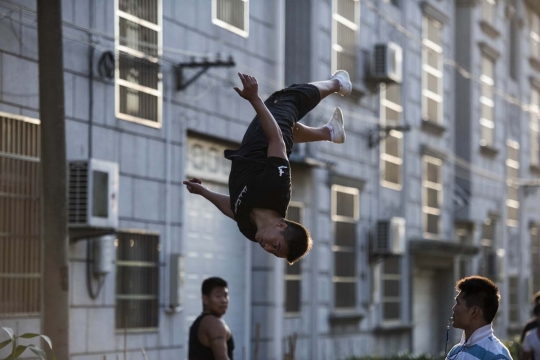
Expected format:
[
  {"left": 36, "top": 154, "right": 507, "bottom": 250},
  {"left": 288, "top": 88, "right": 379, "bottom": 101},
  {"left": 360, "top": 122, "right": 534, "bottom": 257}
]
[{"left": 1, "top": 0, "right": 540, "bottom": 360}]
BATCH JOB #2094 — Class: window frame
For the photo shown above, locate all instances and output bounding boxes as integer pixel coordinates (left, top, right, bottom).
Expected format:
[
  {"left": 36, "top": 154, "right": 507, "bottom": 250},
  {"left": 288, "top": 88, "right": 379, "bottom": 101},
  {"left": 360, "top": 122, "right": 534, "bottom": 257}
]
[
  {"left": 422, "top": 155, "right": 443, "bottom": 239},
  {"left": 482, "top": 0, "right": 496, "bottom": 25},
  {"left": 115, "top": 230, "right": 161, "bottom": 331},
  {"left": 331, "top": 184, "right": 360, "bottom": 311},
  {"left": 530, "top": 12, "right": 540, "bottom": 60},
  {"left": 480, "top": 55, "right": 496, "bottom": 148},
  {"left": 211, "top": 0, "right": 250, "bottom": 38},
  {"left": 381, "top": 257, "right": 402, "bottom": 324},
  {"left": 380, "top": 84, "right": 404, "bottom": 190},
  {"left": 331, "top": 0, "right": 360, "bottom": 80},
  {"left": 284, "top": 201, "right": 304, "bottom": 316},
  {"left": 508, "top": 275, "right": 520, "bottom": 325},
  {"left": 0, "top": 112, "right": 41, "bottom": 317},
  {"left": 506, "top": 140, "right": 520, "bottom": 227},
  {"left": 531, "top": 227, "right": 540, "bottom": 294},
  {"left": 422, "top": 16, "right": 444, "bottom": 124},
  {"left": 531, "top": 87, "right": 540, "bottom": 167},
  {"left": 115, "top": 0, "right": 163, "bottom": 128}
]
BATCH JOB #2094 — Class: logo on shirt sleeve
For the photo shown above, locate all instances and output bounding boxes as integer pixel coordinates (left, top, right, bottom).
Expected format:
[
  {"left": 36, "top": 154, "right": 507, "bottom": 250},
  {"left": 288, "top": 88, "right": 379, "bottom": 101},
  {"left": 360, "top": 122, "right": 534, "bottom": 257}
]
[{"left": 277, "top": 166, "right": 288, "bottom": 177}]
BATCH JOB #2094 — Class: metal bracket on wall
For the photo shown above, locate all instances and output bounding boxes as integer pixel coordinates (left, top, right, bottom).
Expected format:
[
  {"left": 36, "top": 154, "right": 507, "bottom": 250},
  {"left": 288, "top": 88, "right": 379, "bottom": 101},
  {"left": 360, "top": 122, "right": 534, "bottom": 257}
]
[
  {"left": 175, "top": 55, "right": 235, "bottom": 91},
  {"left": 368, "top": 124, "right": 411, "bottom": 148}
]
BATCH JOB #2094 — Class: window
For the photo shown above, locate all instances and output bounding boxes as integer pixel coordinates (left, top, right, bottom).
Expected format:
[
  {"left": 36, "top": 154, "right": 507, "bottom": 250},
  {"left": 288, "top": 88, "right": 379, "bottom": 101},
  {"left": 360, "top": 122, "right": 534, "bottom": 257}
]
[
  {"left": 531, "top": 12, "right": 540, "bottom": 60},
  {"left": 116, "top": 231, "right": 160, "bottom": 329},
  {"left": 285, "top": 203, "right": 303, "bottom": 315},
  {"left": 508, "top": 275, "right": 519, "bottom": 324},
  {"left": 212, "top": 0, "right": 249, "bottom": 37},
  {"left": 332, "top": 0, "right": 359, "bottom": 81},
  {"left": 506, "top": 140, "right": 520, "bottom": 227},
  {"left": 482, "top": 0, "right": 496, "bottom": 25},
  {"left": 331, "top": 185, "right": 359, "bottom": 310},
  {"left": 480, "top": 56, "right": 496, "bottom": 147},
  {"left": 532, "top": 227, "right": 540, "bottom": 293},
  {"left": 0, "top": 113, "right": 41, "bottom": 316},
  {"left": 480, "top": 218, "right": 495, "bottom": 278},
  {"left": 380, "top": 84, "right": 403, "bottom": 189},
  {"left": 456, "top": 223, "right": 473, "bottom": 278},
  {"left": 382, "top": 257, "right": 401, "bottom": 322},
  {"left": 422, "top": 16, "right": 443, "bottom": 123},
  {"left": 531, "top": 87, "right": 540, "bottom": 167},
  {"left": 116, "top": 0, "right": 162, "bottom": 127},
  {"left": 422, "top": 156, "right": 443, "bottom": 239}
]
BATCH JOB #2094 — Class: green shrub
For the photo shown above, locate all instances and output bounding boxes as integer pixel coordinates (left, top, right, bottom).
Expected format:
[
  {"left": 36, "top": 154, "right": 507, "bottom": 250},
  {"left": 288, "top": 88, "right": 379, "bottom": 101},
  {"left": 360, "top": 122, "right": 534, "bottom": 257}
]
[{"left": 0, "top": 327, "right": 54, "bottom": 360}]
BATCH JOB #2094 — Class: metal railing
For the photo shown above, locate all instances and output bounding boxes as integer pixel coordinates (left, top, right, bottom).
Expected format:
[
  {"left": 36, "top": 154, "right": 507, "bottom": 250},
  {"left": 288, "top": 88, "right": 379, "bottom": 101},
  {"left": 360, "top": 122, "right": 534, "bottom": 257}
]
[{"left": 0, "top": 113, "right": 41, "bottom": 316}]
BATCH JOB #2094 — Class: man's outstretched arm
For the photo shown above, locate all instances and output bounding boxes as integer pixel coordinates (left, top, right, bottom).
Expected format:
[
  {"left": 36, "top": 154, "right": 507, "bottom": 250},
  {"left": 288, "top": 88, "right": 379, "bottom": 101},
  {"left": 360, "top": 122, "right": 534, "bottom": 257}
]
[
  {"left": 234, "top": 73, "right": 287, "bottom": 160},
  {"left": 183, "top": 178, "right": 235, "bottom": 220}
]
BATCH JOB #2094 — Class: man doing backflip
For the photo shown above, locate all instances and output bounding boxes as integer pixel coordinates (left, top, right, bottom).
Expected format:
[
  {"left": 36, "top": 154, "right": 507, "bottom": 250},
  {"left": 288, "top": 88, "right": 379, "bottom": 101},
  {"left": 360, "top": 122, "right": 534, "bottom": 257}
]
[{"left": 183, "top": 71, "right": 352, "bottom": 264}]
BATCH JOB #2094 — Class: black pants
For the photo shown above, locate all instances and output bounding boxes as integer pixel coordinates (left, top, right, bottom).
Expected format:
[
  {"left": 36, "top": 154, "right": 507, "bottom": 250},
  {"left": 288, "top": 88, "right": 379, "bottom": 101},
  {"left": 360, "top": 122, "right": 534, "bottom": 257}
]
[{"left": 225, "top": 83, "right": 321, "bottom": 161}]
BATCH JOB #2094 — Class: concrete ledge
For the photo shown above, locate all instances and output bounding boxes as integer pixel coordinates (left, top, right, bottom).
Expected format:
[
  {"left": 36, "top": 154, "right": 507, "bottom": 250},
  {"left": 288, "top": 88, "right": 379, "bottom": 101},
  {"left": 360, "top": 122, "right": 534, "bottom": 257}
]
[
  {"left": 421, "top": 119, "right": 446, "bottom": 136},
  {"left": 479, "top": 21, "right": 501, "bottom": 39},
  {"left": 409, "top": 238, "right": 480, "bottom": 256},
  {"left": 373, "top": 322, "right": 414, "bottom": 334},
  {"left": 479, "top": 144, "right": 499, "bottom": 157},
  {"left": 328, "top": 310, "right": 365, "bottom": 327}
]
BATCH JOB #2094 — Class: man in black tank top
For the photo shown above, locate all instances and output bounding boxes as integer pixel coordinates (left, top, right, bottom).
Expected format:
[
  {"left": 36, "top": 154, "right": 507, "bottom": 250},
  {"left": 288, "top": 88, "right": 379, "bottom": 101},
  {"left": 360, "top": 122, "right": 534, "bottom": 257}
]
[{"left": 189, "top": 277, "right": 235, "bottom": 360}]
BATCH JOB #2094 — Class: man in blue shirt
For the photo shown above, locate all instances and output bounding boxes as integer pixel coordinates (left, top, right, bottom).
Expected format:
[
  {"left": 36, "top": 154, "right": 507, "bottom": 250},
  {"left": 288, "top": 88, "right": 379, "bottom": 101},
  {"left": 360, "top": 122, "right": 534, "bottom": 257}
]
[{"left": 447, "top": 276, "right": 512, "bottom": 360}]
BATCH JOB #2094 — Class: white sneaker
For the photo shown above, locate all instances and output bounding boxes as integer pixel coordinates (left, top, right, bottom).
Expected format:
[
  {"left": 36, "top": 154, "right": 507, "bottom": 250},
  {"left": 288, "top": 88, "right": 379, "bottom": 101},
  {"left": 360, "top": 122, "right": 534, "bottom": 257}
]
[
  {"left": 325, "top": 108, "right": 346, "bottom": 144},
  {"left": 330, "top": 70, "right": 353, "bottom": 97}
]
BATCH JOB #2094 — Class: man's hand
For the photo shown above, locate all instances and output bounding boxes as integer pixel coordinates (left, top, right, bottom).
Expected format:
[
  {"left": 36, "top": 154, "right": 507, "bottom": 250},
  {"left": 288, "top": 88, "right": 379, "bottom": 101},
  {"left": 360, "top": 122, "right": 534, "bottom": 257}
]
[
  {"left": 233, "top": 73, "right": 259, "bottom": 102},
  {"left": 182, "top": 178, "right": 207, "bottom": 195}
]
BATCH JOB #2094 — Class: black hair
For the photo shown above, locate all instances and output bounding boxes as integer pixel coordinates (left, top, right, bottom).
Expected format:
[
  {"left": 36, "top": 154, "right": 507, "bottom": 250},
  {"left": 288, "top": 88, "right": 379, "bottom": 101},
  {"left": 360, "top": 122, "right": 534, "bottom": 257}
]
[
  {"left": 534, "top": 303, "right": 540, "bottom": 316},
  {"left": 456, "top": 276, "right": 500, "bottom": 324},
  {"left": 533, "top": 291, "right": 540, "bottom": 303},
  {"left": 201, "top": 277, "right": 228, "bottom": 296},
  {"left": 282, "top": 219, "right": 313, "bottom": 265}
]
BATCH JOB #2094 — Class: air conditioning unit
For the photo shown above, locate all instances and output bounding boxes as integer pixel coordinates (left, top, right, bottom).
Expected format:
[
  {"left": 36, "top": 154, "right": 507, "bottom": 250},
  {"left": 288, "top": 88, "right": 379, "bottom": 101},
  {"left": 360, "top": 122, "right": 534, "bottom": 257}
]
[
  {"left": 487, "top": 249, "right": 505, "bottom": 282},
  {"left": 68, "top": 159, "right": 119, "bottom": 229},
  {"left": 371, "top": 42, "right": 403, "bottom": 84},
  {"left": 373, "top": 217, "right": 406, "bottom": 256}
]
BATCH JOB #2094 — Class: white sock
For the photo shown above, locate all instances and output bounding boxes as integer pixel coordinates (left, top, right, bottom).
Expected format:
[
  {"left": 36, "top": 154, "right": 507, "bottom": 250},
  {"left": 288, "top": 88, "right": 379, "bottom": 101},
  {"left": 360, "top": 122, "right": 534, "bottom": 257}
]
[{"left": 325, "top": 123, "right": 335, "bottom": 142}]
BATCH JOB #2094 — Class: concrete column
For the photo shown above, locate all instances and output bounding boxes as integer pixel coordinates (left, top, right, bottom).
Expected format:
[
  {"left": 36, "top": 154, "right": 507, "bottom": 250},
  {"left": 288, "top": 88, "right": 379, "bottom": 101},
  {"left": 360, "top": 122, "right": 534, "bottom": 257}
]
[{"left": 37, "top": 0, "right": 70, "bottom": 359}]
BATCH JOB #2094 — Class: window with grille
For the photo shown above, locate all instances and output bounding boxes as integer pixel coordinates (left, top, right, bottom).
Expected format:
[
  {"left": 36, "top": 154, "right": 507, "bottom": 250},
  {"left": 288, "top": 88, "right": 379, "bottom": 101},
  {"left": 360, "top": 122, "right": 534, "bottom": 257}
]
[
  {"left": 482, "top": 0, "right": 496, "bottom": 25},
  {"left": 380, "top": 84, "right": 403, "bottom": 189},
  {"left": 116, "top": 0, "right": 162, "bottom": 128},
  {"left": 422, "top": 156, "right": 442, "bottom": 239},
  {"left": 331, "top": 185, "right": 359, "bottom": 310},
  {"left": 0, "top": 113, "right": 41, "bottom": 316},
  {"left": 382, "top": 257, "right": 401, "bottom": 322},
  {"left": 284, "top": 203, "right": 303, "bottom": 315},
  {"left": 422, "top": 16, "right": 443, "bottom": 123},
  {"left": 332, "top": 0, "right": 359, "bottom": 81},
  {"left": 508, "top": 275, "right": 519, "bottom": 324},
  {"left": 506, "top": 140, "right": 520, "bottom": 227},
  {"left": 116, "top": 231, "right": 160, "bottom": 330},
  {"left": 531, "top": 12, "right": 540, "bottom": 60},
  {"left": 531, "top": 87, "right": 540, "bottom": 166},
  {"left": 480, "top": 218, "right": 495, "bottom": 278},
  {"left": 480, "top": 56, "right": 495, "bottom": 148},
  {"left": 531, "top": 228, "right": 540, "bottom": 293},
  {"left": 212, "top": 0, "right": 249, "bottom": 38}
]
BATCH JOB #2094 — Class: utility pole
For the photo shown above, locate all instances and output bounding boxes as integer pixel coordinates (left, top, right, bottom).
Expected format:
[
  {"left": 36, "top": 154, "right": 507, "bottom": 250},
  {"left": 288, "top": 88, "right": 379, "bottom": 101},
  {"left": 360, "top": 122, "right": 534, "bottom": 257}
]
[{"left": 37, "top": 1, "right": 70, "bottom": 359}]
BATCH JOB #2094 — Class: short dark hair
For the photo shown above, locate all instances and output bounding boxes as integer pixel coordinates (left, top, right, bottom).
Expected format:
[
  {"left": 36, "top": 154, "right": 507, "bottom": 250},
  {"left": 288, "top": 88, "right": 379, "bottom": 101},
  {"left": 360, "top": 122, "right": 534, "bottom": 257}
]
[
  {"left": 533, "top": 291, "right": 540, "bottom": 303},
  {"left": 282, "top": 219, "right": 313, "bottom": 265},
  {"left": 201, "top": 277, "right": 228, "bottom": 296},
  {"left": 533, "top": 303, "right": 540, "bottom": 316},
  {"left": 456, "top": 276, "right": 500, "bottom": 324}
]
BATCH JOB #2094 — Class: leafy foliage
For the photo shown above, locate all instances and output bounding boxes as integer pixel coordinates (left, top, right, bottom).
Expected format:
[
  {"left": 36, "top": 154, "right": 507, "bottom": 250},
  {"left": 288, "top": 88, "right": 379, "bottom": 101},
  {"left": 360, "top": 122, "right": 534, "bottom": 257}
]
[{"left": 0, "top": 328, "right": 54, "bottom": 360}]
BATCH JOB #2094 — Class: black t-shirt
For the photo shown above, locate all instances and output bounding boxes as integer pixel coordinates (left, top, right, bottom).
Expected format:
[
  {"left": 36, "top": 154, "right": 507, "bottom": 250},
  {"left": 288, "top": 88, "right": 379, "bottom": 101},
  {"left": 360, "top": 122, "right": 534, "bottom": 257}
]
[
  {"left": 522, "top": 318, "right": 539, "bottom": 343},
  {"left": 226, "top": 156, "right": 291, "bottom": 241}
]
